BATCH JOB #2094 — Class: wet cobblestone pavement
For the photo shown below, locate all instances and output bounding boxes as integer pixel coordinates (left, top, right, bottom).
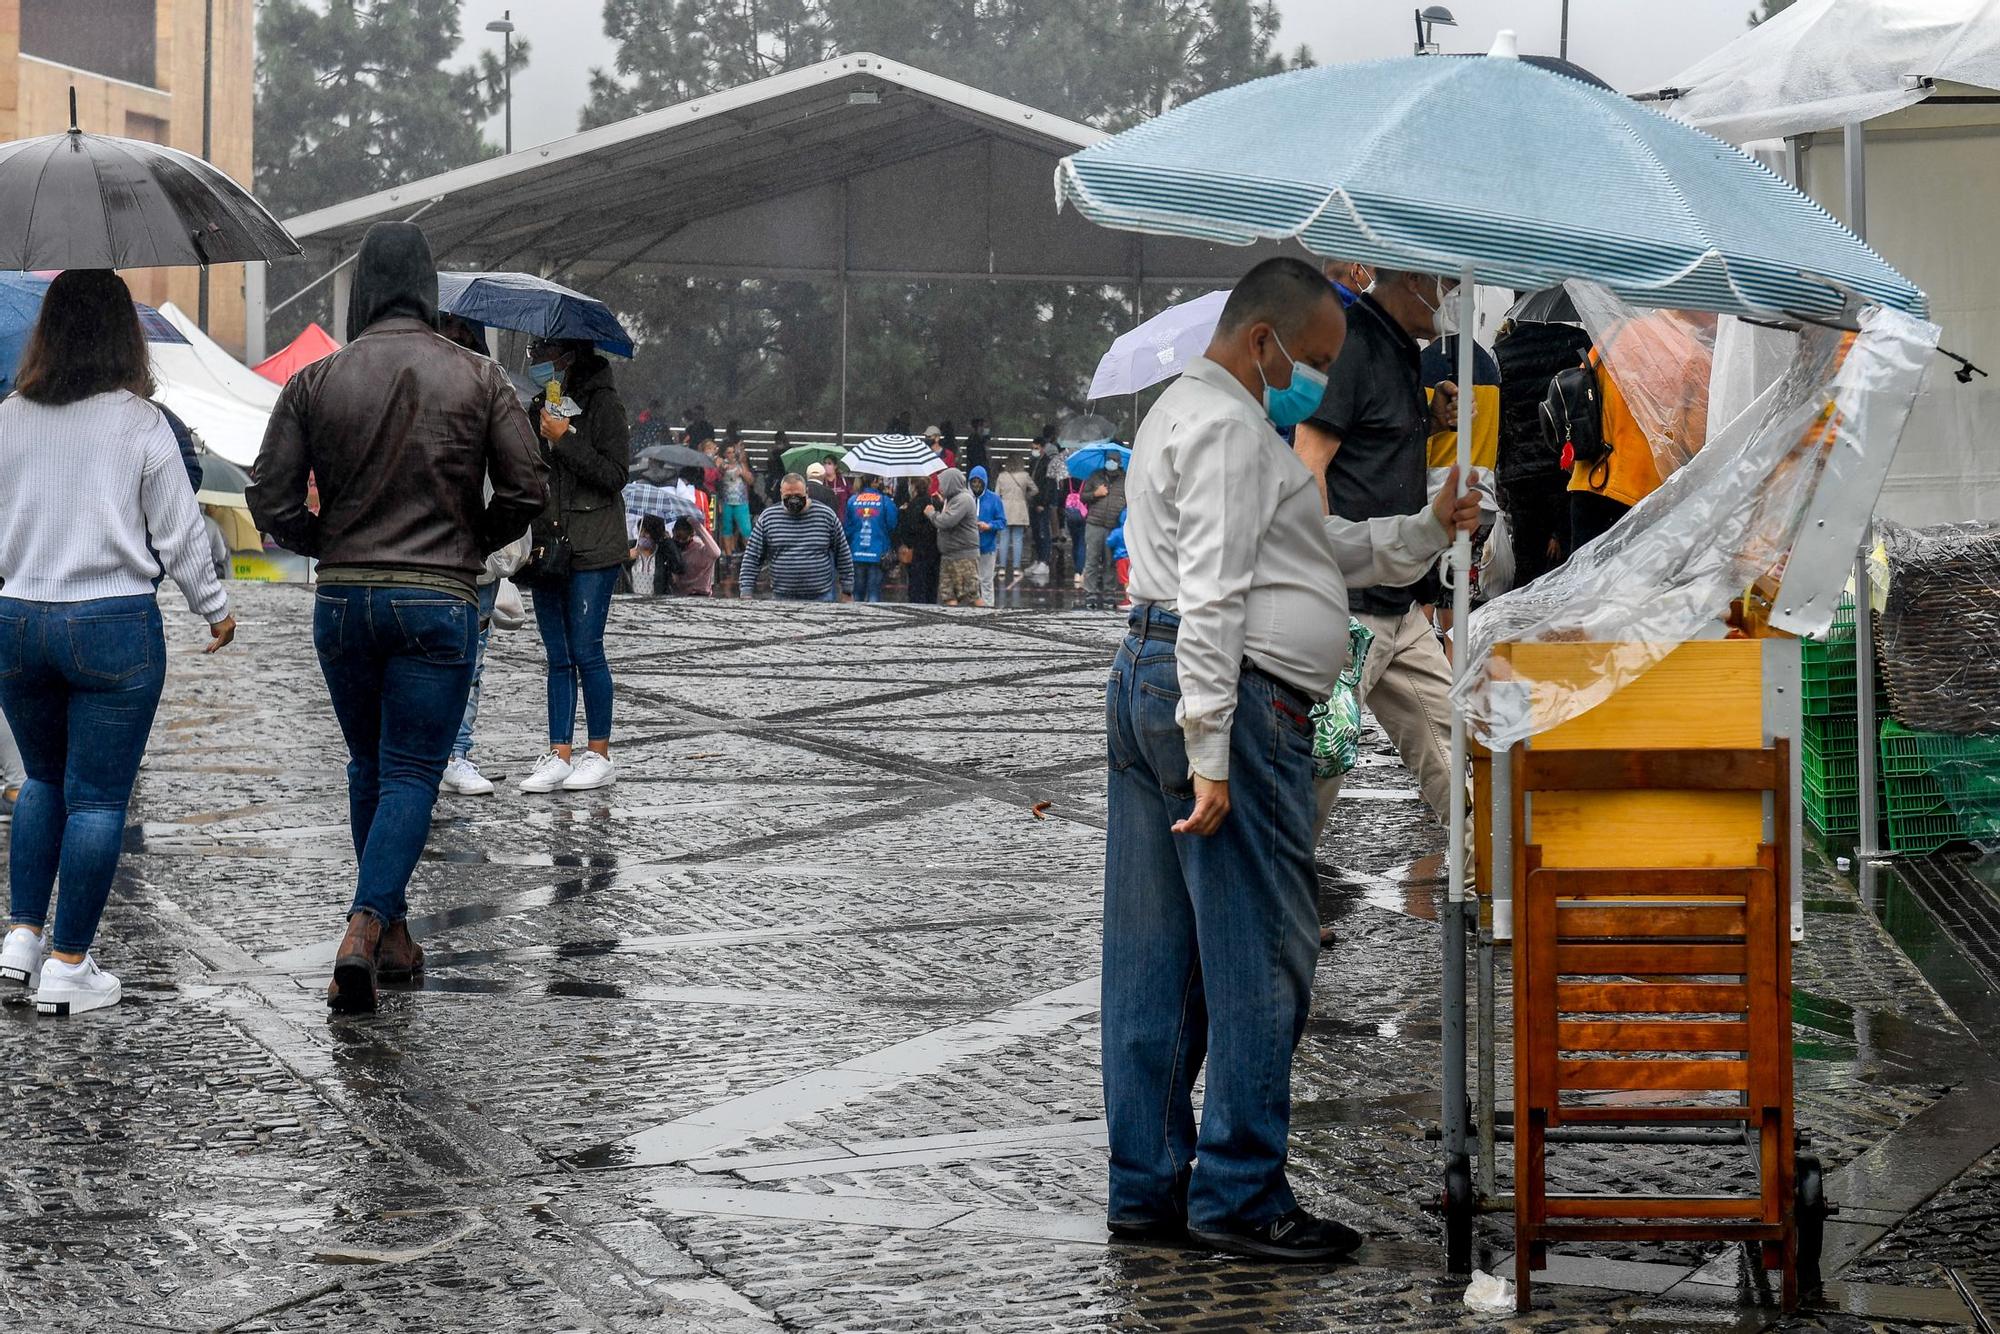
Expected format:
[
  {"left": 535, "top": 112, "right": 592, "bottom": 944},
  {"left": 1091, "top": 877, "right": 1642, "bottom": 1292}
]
[{"left": 5, "top": 584, "right": 1998, "bottom": 1332}]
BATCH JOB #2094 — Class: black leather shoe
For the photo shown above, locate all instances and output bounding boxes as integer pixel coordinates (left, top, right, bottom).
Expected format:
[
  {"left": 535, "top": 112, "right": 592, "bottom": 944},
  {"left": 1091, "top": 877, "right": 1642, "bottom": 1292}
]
[{"left": 1190, "top": 1208, "right": 1364, "bottom": 1263}]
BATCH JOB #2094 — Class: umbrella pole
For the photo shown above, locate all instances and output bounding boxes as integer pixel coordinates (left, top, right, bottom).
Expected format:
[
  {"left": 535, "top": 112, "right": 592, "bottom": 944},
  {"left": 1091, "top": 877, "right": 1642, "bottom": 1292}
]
[{"left": 1441, "top": 269, "right": 1475, "bottom": 1270}]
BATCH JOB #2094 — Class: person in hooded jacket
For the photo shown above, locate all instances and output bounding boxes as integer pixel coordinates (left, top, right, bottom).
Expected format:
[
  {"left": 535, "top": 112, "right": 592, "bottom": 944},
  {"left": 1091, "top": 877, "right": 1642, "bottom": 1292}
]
[
  {"left": 248, "top": 223, "right": 546, "bottom": 1014},
  {"left": 895, "top": 477, "right": 941, "bottom": 604},
  {"left": 517, "top": 336, "right": 632, "bottom": 797},
  {"left": 996, "top": 455, "right": 1031, "bottom": 577},
  {"left": 844, "top": 476, "right": 899, "bottom": 603},
  {"left": 1081, "top": 456, "right": 1129, "bottom": 610},
  {"left": 930, "top": 469, "right": 983, "bottom": 607},
  {"left": 972, "top": 466, "right": 1008, "bottom": 607}
]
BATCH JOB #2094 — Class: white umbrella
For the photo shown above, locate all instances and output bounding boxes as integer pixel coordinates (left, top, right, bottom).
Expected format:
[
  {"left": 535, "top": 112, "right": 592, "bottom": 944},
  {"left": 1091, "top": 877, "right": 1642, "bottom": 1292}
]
[
  {"left": 842, "top": 433, "right": 947, "bottom": 479},
  {"left": 1089, "top": 289, "right": 1228, "bottom": 400}
]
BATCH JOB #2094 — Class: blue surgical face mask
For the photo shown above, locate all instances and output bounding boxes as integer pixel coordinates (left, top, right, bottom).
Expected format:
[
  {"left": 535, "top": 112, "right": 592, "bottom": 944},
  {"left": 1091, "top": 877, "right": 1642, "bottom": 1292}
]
[
  {"left": 528, "top": 361, "right": 557, "bottom": 387},
  {"left": 1257, "top": 331, "right": 1329, "bottom": 429}
]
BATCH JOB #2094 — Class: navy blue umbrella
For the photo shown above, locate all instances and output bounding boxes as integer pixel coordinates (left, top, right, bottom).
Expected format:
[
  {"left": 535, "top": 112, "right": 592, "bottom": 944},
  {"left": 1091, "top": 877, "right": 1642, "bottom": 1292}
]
[
  {"left": 0, "top": 272, "right": 188, "bottom": 396},
  {"left": 436, "top": 271, "right": 636, "bottom": 357}
]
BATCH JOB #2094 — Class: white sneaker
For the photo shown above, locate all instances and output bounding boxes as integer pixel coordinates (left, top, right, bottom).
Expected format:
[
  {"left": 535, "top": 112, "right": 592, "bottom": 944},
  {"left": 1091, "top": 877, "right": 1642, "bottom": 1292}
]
[
  {"left": 34, "top": 954, "right": 121, "bottom": 1016},
  {"left": 519, "top": 752, "right": 574, "bottom": 794},
  {"left": 440, "top": 756, "right": 495, "bottom": 796},
  {"left": 1, "top": 926, "right": 43, "bottom": 990},
  {"left": 561, "top": 751, "right": 616, "bottom": 791}
]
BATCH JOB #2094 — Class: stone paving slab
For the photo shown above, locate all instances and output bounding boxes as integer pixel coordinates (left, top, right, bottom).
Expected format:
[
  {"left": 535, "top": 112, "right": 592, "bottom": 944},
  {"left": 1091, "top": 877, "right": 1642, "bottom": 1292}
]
[{"left": 3, "top": 585, "right": 1996, "bottom": 1332}]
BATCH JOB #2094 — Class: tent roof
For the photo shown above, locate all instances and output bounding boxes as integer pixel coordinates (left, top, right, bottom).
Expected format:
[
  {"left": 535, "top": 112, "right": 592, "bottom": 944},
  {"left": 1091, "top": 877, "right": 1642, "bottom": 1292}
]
[
  {"left": 152, "top": 304, "right": 278, "bottom": 467},
  {"left": 285, "top": 53, "right": 1287, "bottom": 287},
  {"left": 1651, "top": 0, "right": 2000, "bottom": 141},
  {"left": 255, "top": 322, "right": 339, "bottom": 383}
]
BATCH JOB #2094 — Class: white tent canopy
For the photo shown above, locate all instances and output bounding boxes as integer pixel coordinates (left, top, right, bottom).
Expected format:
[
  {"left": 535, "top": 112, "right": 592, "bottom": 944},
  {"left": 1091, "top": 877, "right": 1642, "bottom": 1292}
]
[
  {"left": 1657, "top": 2, "right": 2000, "bottom": 529},
  {"left": 152, "top": 302, "right": 278, "bottom": 467},
  {"left": 1651, "top": 0, "right": 2000, "bottom": 143}
]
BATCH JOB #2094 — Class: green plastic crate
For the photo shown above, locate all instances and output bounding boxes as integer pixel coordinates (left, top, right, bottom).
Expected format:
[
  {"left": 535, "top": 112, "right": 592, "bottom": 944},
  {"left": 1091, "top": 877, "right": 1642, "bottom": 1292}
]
[{"left": 1877, "top": 721, "right": 2000, "bottom": 851}]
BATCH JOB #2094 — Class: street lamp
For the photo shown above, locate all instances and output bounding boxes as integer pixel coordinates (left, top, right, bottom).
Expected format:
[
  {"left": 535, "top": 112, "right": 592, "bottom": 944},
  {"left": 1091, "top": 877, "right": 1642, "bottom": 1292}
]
[
  {"left": 486, "top": 12, "right": 515, "bottom": 155},
  {"left": 1413, "top": 5, "right": 1457, "bottom": 56}
]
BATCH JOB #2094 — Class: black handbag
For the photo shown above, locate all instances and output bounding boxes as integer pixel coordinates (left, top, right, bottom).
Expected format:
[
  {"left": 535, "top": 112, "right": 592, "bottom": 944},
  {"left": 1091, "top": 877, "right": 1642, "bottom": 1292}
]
[{"left": 519, "top": 521, "right": 573, "bottom": 587}]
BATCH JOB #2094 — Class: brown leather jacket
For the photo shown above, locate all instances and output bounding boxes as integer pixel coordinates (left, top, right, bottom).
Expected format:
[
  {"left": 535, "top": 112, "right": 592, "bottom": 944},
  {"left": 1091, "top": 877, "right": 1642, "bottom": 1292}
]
[{"left": 248, "top": 317, "right": 546, "bottom": 586}]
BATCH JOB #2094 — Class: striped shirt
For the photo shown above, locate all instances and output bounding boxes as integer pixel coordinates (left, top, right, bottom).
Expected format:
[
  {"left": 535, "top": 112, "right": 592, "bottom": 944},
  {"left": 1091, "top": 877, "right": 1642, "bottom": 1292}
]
[
  {"left": 740, "top": 502, "right": 853, "bottom": 600},
  {"left": 0, "top": 390, "right": 229, "bottom": 622}
]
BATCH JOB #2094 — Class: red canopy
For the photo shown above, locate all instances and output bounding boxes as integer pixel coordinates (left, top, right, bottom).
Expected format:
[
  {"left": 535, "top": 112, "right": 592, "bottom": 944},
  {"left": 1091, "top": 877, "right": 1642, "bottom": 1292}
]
[{"left": 254, "top": 323, "right": 339, "bottom": 384}]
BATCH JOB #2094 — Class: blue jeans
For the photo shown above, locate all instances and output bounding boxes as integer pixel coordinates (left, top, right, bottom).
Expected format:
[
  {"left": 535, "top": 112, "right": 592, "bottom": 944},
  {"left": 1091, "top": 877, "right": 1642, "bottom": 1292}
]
[
  {"left": 0, "top": 595, "right": 165, "bottom": 955},
  {"left": 854, "top": 562, "right": 885, "bottom": 603},
  {"left": 452, "top": 581, "right": 501, "bottom": 760},
  {"left": 533, "top": 565, "right": 619, "bottom": 745},
  {"left": 315, "top": 586, "right": 478, "bottom": 923},
  {"left": 999, "top": 525, "right": 1026, "bottom": 570},
  {"left": 1101, "top": 612, "right": 1320, "bottom": 1232},
  {"left": 1069, "top": 515, "right": 1088, "bottom": 575}
]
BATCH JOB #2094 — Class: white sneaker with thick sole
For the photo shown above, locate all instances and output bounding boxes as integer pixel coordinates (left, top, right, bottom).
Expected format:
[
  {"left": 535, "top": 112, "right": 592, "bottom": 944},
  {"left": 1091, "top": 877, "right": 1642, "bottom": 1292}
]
[
  {"left": 1, "top": 926, "right": 43, "bottom": 990},
  {"left": 34, "top": 955, "right": 121, "bottom": 1016},
  {"left": 440, "top": 756, "right": 496, "bottom": 796},
  {"left": 518, "top": 752, "right": 574, "bottom": 794},
  {"left": 561, "top": 751, "right": 616, "bottom": 791}
]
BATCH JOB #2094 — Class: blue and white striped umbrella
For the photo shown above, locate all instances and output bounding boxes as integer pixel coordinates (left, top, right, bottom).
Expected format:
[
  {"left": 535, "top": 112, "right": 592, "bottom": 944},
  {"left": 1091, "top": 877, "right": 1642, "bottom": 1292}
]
[
  {"left": 842, "top": 433, "right": 947, "bottom": 479},
  {"left": 1055, "top": 53, "right": 1924, "bottom": 321}
]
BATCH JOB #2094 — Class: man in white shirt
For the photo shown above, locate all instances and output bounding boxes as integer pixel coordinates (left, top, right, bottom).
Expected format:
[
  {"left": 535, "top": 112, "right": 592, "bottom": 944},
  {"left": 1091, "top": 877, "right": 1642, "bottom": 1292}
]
[{"left": 1103, "top": 257, "right": 1480, "bottom": 1263}]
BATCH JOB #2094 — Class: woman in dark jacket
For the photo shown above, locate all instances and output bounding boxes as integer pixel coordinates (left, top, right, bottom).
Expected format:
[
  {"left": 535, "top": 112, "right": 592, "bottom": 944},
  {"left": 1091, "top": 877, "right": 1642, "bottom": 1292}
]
[
  {"left": 519, "top": 337, "right": 630, "bottom": 795},
  {"left": 894, "top": 477, "right": 941, "bottom": 604}
]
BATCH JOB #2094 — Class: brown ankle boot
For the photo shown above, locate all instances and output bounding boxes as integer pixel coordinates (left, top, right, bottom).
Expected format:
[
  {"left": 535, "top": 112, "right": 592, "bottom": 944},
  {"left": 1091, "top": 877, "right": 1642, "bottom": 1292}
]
[
  {"left": 376, "top": 918, "right": 424, "bottom": 982},
  {"left": 327, "top": 913, "right": 383, "bottom": 1014}
]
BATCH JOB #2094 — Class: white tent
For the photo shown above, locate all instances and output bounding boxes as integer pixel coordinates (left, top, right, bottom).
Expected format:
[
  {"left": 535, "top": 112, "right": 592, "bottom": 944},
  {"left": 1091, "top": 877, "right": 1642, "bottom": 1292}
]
[
  {"left": 1654, "top": 0, "right": 2000, "bottom": 527},
  {"left": 151, "top": 302, "right": 278, "bottom": 467}
]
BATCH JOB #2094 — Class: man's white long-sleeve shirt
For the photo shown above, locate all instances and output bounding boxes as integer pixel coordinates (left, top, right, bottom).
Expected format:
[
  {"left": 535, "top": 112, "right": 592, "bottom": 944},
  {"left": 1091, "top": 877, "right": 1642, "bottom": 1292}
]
[{"left": 1124, "top": 357, "right": 1450, "bottom": 782}]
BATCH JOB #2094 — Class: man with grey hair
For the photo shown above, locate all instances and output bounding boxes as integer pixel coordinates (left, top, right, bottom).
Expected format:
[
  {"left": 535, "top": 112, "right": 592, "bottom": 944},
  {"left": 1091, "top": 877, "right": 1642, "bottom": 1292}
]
[
  {"left": 739, "top": 473, "right": 854, "bottom": 602},
  {"left": 1103, "top": 256, "right": 1480, "bottom": 1263}
]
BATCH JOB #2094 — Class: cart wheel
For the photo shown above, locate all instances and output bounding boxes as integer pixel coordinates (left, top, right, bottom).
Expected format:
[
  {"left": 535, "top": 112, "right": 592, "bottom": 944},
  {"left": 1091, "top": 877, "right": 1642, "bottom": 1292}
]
[
  {"left": 1795, "top": 1155, "right": 1827, "bottom": 1293},
  {"left": 1443, "top": 1153, "right": 1475, "bottom": 1276}
]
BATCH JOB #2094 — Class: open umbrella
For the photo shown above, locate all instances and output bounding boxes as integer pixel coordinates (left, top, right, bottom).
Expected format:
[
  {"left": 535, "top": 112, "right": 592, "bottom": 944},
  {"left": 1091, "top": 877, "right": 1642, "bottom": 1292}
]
[
  {"left": 781, "top": 442, "right": 848, "bottom": 472},
  {"left": 1091, "top": 290, "right": 1230, "bottom": 399},
  {"left": 632, "top": 443, "right": 714, "bottom": 473},
  {"left": 1063, "top": 442, "right": 1132, "bottom": 479},
  {"left": 0, "top": 272, "right": 187, "bottom": 395},
  {"left": 842, "top": 433, "right": 946, "bottom": 479},
  {"left": 0, "top": 94, "right": 299, "bottom": 270},
  {"left": 1057, "top": 413, "right": 1121, "bottom": 448},
  {"left": 436, "top": 271, "right": 636, "bottom": 357}
]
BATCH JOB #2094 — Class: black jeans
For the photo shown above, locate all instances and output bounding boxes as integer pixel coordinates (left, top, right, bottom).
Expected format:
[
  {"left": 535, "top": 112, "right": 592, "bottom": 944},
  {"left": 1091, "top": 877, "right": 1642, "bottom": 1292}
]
[{"left": 1569, "top": 490, "right": 1631, "bottom": 552}]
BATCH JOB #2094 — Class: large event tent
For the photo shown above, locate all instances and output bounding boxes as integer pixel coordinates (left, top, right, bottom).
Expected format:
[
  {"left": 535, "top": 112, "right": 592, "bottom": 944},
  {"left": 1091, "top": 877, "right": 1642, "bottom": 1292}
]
[{"left": 269, "top": 53, "right": 1286, "bottom": 441}]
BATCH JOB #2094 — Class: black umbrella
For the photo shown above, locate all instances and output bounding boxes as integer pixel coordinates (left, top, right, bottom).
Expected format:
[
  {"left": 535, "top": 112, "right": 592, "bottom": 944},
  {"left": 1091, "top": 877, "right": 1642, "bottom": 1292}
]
[{"left": 0, "top": 90, "right": 300, "bottom": 270}]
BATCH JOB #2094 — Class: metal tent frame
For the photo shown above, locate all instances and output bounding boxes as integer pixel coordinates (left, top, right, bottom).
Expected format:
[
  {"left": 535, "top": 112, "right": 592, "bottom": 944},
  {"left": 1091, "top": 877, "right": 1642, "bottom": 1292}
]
[{"left": 265, "top": 53, "right": 1287, "bottom": 441}]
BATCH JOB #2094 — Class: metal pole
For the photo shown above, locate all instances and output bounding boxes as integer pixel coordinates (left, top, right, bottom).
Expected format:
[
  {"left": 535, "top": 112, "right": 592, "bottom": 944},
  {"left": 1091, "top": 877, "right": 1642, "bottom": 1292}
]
[
  {"left": 197, "top": 0, "right": 214, "bottom": 333},
  {"left": 1442, "top": 269, "right": 1476, "bottom": 1188},
  {"left": 1846, "top": 121, "right": 1883, "bottom": 859},
  {"left": 838, "top": 180, "right": 850, "bottom": 447},
  {"left": 1559, "top": 0, "right": 1570, "bottom": 60},
  {"left": 503, "top": 21, "right": 513, "bottom": 155}
]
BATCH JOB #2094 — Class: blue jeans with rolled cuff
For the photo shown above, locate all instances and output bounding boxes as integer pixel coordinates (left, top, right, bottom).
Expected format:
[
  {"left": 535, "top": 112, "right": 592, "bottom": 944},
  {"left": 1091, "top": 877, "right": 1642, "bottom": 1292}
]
[
  {"left": 533, "top": 565, "right": 619, "bottom": 746},
  {"left": 0, "top": 595, "right": 166, "bottom": 955},
  {"left": 1100, "top": 608, "right": 1321, "bottom": 1233},
  {"left": 315, "top": 586, "right": 478, "bottom": 924}
]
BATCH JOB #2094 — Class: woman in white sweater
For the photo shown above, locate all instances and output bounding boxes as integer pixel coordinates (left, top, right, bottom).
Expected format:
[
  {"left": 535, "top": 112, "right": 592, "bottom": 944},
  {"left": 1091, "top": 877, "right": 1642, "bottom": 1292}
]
[{"left": 0, "top": 270, "right": 237, "bottom": 1017}]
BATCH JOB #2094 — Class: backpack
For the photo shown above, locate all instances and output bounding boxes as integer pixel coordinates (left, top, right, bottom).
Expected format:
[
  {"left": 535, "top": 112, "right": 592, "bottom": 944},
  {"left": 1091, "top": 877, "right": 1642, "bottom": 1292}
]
[
  {"left": 1064, "top": 482, "right": 1089, "bottom": 521},
  {"left": 1540, "top": 361, "right": 1610, "bottom": 488}
]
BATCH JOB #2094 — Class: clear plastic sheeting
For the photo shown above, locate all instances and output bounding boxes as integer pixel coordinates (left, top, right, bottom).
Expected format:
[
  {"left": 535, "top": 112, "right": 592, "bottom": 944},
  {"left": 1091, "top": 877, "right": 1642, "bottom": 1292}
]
[
  {"left": 1454, "top": 305, "right": 1940, "bottom": 750},
  {"left": 1659, "top": 0, "right": 2000, "bottom": 145},
  {"left": 1874, "top": 521, "right": 2000, "bottom": 735},
  {"left": 1566, "top": 281, "right": 1716, "bottom": 480}
]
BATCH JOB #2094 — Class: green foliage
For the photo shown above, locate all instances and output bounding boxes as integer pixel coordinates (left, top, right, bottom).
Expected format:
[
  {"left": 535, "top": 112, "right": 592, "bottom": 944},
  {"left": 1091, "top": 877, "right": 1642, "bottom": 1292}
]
[
  {"left": 254, "top": 0, "right": 525, "bottom": 341},
  {"left": 584, "top": 0, "right": 1304, "bottom": 434}
]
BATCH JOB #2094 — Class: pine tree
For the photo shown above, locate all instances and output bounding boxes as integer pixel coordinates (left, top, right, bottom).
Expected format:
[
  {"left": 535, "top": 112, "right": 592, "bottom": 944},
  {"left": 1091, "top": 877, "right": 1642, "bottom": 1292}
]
[
  {"left": 255, "top": 0, "right": 525, "bottom": 339},
  {"left": 1748, "top": 0, "right": 1797, "bottom": 25}
]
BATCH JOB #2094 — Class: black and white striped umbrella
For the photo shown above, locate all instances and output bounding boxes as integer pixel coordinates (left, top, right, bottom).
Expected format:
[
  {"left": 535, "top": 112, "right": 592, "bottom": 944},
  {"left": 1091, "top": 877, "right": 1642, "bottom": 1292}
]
[{"left": 842, "top": 433, "right": 947, "bottom": 479}]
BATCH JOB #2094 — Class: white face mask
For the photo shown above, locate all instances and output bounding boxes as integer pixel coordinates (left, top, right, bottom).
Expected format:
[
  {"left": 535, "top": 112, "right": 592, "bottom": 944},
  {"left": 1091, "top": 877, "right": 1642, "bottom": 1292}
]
[{"left": 1416, "top": 277, "right": 1462, "bottom": 337}]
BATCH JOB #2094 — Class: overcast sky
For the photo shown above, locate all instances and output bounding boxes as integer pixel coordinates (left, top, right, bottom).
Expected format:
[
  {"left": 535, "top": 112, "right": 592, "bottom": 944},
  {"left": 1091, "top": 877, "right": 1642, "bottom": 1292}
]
[{"left": 454, "top": 0, "right": 1756, "bottom": 152}]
